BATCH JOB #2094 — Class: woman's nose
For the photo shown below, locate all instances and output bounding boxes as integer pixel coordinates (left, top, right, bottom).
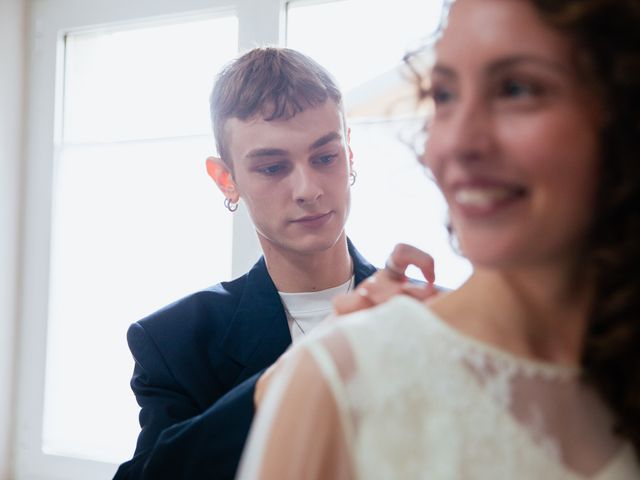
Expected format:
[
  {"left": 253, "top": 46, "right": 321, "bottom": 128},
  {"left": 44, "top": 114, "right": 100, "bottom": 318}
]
[{"left": 436, "top": 97, "right": 495, "bottom": 164}]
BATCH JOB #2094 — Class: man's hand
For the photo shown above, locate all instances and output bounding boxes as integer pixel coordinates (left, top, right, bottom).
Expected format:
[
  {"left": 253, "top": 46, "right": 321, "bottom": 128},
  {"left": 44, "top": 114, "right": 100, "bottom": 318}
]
[
  {"left": 256, "top": 244, "right": 437, "bottom": 409},
  {"left": 333, "top": 243, "right": 438, "bottom": 315}
]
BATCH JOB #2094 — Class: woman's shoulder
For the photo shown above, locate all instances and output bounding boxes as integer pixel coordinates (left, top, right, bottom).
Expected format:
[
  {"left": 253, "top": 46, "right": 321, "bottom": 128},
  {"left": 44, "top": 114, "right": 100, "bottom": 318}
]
[
  {"left": 312, "top": 296, "right": 451, "bottom": 380},
  {"left": 336, "top": 294, "right": 438, "bottom": 334}
]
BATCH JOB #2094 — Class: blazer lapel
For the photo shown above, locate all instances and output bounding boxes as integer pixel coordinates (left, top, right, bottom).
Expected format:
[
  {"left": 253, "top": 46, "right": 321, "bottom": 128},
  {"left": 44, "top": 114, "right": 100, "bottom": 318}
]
[
  {"left": 221, "top": 257, "right": 291, "bottom": 378},
  {"left": 348, "top": 238, "right": 378, "bottom": 286},
  {"left": 221, "top": 238, "right": 377, "bottom": 380}
]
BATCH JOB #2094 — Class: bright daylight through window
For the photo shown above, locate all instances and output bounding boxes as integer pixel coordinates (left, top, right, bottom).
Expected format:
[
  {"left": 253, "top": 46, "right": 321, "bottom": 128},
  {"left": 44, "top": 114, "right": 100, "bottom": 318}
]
[
  {"left": 41, "top": 0, "right": 468, "bottom": 470},
  {"left": 44, "top": 15, "right": 237, "bottom": 464},
  {"left": 287, "top": 0, "right": 471, "bottom": 287}
]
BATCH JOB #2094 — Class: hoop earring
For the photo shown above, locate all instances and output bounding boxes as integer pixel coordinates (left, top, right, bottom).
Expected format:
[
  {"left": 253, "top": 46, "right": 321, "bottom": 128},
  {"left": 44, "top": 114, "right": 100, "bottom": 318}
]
[
  {"left": 349, "top": 170, "right": 357, "bottom": 186},
  {"left": 224, "top": 198, "right": 238, "bottom": 212}
]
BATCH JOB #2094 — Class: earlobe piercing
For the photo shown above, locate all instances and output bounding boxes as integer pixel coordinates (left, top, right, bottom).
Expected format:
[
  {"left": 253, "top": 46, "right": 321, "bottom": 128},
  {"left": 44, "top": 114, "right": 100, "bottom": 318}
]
[
  {"left": 224, "top": 198, "right": 238, "bottom": 212},
  {"left": 349, "top": 170, "right": 357, "bottom": 186}
]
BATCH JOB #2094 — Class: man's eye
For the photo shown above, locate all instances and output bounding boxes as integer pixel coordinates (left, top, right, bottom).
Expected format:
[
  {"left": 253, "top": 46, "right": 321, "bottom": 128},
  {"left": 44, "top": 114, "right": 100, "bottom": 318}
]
[
  {"left": 257, "top": 164, "right": 286, "bottom": 176},
  {"left": 314, "top": 154, "right": 338, "bottom": 166}
]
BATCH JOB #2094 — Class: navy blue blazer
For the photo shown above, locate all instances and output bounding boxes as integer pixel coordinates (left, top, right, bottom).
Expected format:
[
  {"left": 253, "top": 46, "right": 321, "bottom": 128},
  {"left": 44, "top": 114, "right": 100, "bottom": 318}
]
[{"left": 114, "top": 240, "right": 376, "bottom": 480}]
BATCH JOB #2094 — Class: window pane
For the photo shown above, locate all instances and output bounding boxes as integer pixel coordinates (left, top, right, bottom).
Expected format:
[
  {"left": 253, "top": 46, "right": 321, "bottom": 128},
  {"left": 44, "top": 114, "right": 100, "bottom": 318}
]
[
  {"left": 45, "top": 138, "right": 232, "bottom": 464},
  {"left": 347, "top": 122, "right": 471, "bottom": 287},
  {"left": 44, "top": 15, "right": 237, "bottom": 464},
  {"left": 287, "top": 0, "right": 471, "bottom": 288},
  {"left": 287, "top": 0, "right": 442, "bottom": 93},
  {"left": 63, "top": 16, "right": 238, "bottom": 144}
]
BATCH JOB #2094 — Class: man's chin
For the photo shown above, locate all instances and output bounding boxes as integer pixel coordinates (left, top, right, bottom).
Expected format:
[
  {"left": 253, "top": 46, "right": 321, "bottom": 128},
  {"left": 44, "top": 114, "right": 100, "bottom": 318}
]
[
  {"left": 291, "top": 234, "right": 341, "bottom": 253},
  {"left": 259, "top": 231, "right": 346, "bottom": 256}
]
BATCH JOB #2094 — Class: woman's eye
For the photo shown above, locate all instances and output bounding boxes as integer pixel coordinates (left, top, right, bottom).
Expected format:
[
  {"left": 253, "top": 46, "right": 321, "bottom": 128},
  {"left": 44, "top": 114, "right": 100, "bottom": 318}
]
[
  {"left": 431, "top": 86, "right": 454, "bottom": 105},
  {"left": 500, "top": 79, "right": 540, "bottom": 98}
]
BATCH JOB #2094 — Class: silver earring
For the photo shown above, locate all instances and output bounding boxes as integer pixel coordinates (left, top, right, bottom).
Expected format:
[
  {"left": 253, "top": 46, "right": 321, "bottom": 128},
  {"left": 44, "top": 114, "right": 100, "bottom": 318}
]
[
  {"left": 224, "top": 198, "right": 238, "bottom": 212},
  {"left": 349, "top": 170, "right": 357, "bottom": 186}
]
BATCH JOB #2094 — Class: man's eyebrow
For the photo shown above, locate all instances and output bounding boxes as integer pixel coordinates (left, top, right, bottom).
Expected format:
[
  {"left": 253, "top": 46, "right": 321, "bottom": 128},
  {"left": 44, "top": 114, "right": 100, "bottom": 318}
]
[
  {"left": 309, "top": 132, "right": 342, "bottom": 151},
  {"left": 244, "top": 132, "right": 342, "bottom": 159},
  {"left": 245, "top": 147, "right": 288, "bottom": 159}
]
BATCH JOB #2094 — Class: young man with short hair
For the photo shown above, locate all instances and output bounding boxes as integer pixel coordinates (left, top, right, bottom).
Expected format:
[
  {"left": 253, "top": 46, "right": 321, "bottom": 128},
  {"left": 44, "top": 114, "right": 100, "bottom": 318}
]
[{"left": 114, "top": 47, "right": 433, "bottom": 480}]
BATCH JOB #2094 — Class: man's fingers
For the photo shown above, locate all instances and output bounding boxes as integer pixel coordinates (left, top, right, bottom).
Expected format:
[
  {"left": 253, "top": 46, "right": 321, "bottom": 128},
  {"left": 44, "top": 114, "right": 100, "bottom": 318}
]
[
  {"left": 334, "top": 275, "right": 405, "bottom": 315},
  {"left": 361, "top": 276, "right": 403, "bottom": 304},
  {"left": 333, "top": 276, "right": 438, "bottom": 316},
  {"left": 384, "top": 257, "right": 406, "bottom": 281},
  {"left": 333, "top": 243, "right": 437, "bottom": 316},
  {"left": 401, "top": 282, "right": 439, "bottom": 301},
  {"left": 332, "top": 289, "right": 374, "bottom": 315},
  {"left": 388, "top": 243, "right": 436, "bottom": 284}
]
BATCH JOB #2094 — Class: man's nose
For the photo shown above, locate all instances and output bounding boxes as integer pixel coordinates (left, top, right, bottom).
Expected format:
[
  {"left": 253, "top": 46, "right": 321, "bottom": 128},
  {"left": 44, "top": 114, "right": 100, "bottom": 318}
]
[{"left": 291, "top": 166, "right": 322, "bottom": 205}]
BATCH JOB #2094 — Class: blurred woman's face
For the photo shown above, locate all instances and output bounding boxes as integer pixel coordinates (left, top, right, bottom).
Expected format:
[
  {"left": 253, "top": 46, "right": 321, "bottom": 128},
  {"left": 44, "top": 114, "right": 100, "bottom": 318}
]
[{"left": 424, "top": 0, "right": 602, "bottom": 270}]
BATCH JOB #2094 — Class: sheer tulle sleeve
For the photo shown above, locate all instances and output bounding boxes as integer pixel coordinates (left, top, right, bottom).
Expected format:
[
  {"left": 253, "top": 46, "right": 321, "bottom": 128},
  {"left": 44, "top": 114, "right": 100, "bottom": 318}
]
[
  {"left": 238, "top": 295, "right": 640, "bottom": 480},
  {"left": 237, "top": 328, "right": 356, "bottom": 480}
]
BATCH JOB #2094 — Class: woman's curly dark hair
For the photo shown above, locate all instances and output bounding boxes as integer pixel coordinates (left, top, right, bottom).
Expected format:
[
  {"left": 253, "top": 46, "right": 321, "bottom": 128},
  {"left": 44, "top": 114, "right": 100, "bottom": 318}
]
[
  {"left": 532, "top": 0, "right": 640, "bottom": 458},
  {"left": 408, "top": 0, "right": 640, "bottom": 457}
]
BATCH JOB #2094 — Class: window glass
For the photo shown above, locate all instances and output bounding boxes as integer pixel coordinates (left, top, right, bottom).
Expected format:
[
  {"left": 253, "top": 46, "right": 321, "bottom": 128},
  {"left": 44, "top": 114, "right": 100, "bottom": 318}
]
[
  {"left": 44, "top": 15, "right": 238, "bottom": 464},
  {"left": 287, "top": 0, "right": 471, "bottom": 286},
  {"left": 287, "top": 0, "right": 442, "bottom": 93},
  {"left": 63, "top": 17, "right": 238, "bottom": 143}
]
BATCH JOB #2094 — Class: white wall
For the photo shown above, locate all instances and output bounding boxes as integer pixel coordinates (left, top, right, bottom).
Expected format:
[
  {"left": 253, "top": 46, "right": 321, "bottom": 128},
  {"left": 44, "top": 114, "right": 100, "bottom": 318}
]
[{"left": 0, "top": 0, "right": 27, "bottom": 478}]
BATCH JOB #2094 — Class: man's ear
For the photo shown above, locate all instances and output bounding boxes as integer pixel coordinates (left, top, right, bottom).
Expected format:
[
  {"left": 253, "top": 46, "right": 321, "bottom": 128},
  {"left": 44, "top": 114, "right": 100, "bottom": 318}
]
[{"left": 205, "top": 156, "right": 240, "bottom": 203}]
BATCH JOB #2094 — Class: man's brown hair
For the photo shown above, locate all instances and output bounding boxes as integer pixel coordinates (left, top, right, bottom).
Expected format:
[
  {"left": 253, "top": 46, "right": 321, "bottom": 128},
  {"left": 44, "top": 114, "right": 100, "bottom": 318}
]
[{"left": 210, "top": 47, "right": 343, "bottom": 169}]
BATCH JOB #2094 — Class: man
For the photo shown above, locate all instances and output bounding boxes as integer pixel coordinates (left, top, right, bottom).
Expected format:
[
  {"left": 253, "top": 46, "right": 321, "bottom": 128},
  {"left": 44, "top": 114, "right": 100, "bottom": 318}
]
[{"left": 114, "top": 47, "right": 434, "bottom": 480}]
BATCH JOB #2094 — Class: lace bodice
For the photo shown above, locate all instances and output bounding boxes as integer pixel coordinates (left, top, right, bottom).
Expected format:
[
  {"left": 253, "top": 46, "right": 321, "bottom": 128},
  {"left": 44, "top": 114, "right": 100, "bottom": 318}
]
[{"left": 239, "top": 295, "right": 639, "bottom": 480}]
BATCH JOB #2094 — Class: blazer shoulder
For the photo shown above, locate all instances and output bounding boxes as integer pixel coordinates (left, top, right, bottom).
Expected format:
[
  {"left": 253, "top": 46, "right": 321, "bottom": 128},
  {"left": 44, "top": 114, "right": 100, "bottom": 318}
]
[{"left": 131, "top": 272, "right": 250, "bottom": 347}]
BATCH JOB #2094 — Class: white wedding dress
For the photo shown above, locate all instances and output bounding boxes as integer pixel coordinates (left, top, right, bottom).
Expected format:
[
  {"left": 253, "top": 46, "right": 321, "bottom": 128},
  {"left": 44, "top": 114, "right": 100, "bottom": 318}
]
[{"left": 238, "top": 296, "right": 640, "bottom": 479}]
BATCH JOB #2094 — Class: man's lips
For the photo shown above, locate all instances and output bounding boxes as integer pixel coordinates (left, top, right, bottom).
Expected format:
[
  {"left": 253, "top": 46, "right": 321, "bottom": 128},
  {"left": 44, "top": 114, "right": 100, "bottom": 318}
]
[{"left": 290, "top": 212, "right": 333, "bottom": 223}]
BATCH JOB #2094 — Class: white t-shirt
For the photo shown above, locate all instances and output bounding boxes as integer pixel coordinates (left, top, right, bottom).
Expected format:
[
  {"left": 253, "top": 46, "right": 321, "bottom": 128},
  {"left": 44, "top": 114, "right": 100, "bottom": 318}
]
[{"left": 278, "top": 276, "right": 355, "bottom": 343}]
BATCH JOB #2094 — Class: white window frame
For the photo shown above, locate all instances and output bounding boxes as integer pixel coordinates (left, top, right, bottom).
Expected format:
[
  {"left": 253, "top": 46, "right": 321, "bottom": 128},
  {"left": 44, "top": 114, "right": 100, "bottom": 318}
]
[
  {"left": 16, "top": 0, "right": 287, "bottom": 478},
  {"left": 17, "top": 1, "right": 457, "bottom": 478}
]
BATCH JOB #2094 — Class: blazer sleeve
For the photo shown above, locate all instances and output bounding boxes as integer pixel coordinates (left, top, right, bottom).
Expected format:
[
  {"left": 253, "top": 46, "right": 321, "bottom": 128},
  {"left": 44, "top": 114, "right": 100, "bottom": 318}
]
[{"left": 113, "top": 322, "right": 261, "bottom": 480}]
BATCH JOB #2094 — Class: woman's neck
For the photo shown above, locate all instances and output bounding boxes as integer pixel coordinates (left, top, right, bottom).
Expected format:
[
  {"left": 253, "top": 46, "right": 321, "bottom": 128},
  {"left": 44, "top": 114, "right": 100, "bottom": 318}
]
[{"left": 429, "top": 260, "right": 594, "bottom": 366}]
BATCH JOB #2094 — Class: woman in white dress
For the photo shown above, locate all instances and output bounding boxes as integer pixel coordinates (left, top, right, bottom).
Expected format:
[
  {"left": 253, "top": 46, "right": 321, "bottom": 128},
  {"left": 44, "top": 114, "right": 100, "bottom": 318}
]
[{"left": 238, "top": 0, "right": 640, "bottom": 478}]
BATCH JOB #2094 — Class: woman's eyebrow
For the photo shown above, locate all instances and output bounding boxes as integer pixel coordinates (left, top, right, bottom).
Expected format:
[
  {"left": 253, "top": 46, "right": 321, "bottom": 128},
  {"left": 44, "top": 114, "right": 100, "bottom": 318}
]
[
  {"left": 431, "top": 64, "right": 457, "bottom": 78},
  {"left": 486, "top": 55, "right": 572, "bottom": 76},
  {"left": 432, "top": 55, "right": 571, "bottom": 78}
]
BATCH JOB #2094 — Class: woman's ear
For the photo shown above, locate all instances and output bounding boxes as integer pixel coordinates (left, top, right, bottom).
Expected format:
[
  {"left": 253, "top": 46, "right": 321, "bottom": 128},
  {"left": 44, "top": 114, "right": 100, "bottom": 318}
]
[{"left": 205, "top": 156, "right": 239, "bottom": 203}]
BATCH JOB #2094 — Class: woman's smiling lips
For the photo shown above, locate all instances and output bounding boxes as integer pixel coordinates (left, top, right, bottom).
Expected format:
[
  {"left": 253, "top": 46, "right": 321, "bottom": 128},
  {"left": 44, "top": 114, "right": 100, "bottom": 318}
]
[
  {"left": 290, "top": 211, "right": 334, "bottom": 228},
  {"left": 449, "top": 180, "right": 528, "bottom": 217}
]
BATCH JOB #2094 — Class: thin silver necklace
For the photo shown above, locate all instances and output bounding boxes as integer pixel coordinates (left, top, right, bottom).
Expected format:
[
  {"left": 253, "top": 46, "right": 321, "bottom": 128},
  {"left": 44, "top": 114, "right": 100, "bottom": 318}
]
[{"left": 282, "top": 267, "right": 355, "bottom": 336}]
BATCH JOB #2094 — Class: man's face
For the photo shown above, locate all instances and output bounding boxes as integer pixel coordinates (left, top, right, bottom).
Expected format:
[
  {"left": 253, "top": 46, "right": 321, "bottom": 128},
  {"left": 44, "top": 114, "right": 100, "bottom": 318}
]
[{"left": 226, "top": 100, "right": 353, "bottom": 256}]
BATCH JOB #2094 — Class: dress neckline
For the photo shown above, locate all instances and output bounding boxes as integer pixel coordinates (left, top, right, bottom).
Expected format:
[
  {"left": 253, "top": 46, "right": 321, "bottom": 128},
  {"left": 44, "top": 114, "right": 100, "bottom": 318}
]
[{"left": 396, "top": 295, "right": 582, "bottom": 380}]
